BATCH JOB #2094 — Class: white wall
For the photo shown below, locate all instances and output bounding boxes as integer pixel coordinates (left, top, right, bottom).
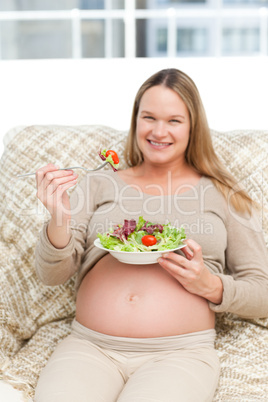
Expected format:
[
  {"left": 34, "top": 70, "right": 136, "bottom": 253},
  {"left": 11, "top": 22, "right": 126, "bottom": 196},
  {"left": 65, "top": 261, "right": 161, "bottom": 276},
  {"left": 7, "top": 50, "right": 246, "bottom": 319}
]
[{"left": 1, "top": 57, "right": 267, "bottom": 156}]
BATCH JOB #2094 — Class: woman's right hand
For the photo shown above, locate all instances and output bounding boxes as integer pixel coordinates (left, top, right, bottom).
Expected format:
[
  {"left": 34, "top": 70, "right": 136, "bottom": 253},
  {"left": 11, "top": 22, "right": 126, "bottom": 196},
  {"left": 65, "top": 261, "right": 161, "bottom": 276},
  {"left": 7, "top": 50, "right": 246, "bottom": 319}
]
[{"left": 36, "top": 164, "right": 78, "bottom": 226}]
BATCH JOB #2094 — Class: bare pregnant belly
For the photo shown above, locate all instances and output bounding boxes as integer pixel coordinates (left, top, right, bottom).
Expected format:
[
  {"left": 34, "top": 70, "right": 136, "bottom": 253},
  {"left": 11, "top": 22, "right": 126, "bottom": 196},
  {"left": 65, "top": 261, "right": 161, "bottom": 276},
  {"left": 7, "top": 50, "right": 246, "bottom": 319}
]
[{"left": 76, "top": 254, "right": 215, "bottom": 337}]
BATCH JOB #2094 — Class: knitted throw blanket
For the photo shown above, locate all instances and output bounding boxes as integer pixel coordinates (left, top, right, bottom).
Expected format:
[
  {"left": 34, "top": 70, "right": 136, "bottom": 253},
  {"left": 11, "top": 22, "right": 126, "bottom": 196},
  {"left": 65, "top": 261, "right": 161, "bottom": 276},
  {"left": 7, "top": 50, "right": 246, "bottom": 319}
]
[{"left": 0, "top": 125, "right": 267, "bottom": 401}]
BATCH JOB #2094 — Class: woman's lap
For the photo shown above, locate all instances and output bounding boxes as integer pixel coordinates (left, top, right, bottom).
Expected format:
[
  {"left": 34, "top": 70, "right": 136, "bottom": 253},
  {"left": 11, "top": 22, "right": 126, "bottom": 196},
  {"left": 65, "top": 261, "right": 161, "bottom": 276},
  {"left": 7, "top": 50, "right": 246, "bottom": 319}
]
[{"left": 34, "top": 325, "right": 220, "bottom": 402}]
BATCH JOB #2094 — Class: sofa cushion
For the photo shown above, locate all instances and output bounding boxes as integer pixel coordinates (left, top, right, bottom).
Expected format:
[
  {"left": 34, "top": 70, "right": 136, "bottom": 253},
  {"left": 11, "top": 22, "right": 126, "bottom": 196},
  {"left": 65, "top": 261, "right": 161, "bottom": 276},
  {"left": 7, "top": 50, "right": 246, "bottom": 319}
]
[{"left": 0, "top": 125, "right": 267, "bottom": 401}]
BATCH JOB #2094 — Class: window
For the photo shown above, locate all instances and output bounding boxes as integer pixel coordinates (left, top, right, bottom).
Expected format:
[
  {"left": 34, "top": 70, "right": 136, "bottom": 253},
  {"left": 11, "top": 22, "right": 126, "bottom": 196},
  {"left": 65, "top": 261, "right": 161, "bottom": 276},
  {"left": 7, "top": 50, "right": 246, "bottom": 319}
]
[
  {"left": 155, "top": 26, "right": 208, "bottom": 55},
  {"left": 177, "top": 28, "right": 208, "bottom": 54},
  {"left": 157, "top": 27, "right": 168, "bottom": 52},
  {"left": 81, "top": 20, "right": 105, "bottom": 58},
  {"left": 0, "top": 0, "right": 267, "bottom": 58},
  {"left": 222, "top": 27, "right": 260, "bottom": 54},
  {"left": 155, "top": 0, "right": 206, "bottom": 4},
  {"left": 1, "top": 20, "right": 72, "bottom": 59}
]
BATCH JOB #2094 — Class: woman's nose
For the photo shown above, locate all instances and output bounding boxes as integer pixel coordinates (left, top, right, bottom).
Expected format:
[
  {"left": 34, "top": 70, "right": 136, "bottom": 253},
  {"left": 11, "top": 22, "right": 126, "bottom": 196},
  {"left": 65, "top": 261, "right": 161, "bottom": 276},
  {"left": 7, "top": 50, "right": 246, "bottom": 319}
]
[{"left": 152, "top": 120, "right": 167, "bottom": 138}]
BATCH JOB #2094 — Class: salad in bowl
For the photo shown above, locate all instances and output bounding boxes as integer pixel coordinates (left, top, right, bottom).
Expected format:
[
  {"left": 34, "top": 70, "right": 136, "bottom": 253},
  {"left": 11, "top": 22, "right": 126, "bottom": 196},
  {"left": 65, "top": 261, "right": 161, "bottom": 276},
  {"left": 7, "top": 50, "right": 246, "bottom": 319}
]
[{"left": 94, "top": 216, "right": 186, "bottom": 265}]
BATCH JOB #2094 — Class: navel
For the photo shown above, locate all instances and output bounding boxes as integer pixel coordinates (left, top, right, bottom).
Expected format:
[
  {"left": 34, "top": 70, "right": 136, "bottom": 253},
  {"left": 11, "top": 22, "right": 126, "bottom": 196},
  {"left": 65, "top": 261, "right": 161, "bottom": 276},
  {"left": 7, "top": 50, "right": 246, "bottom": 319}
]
[{"left": 126, "top": 293, "right": 139, "bottom": 303}]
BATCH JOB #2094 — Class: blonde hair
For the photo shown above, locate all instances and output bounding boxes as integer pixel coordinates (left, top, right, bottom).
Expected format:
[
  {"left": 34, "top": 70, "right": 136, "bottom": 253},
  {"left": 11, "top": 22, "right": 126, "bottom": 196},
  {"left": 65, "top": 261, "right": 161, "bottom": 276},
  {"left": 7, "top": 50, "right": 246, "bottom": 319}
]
[{"left": 124, "top": 68, "right": 253, "bottom": 213}]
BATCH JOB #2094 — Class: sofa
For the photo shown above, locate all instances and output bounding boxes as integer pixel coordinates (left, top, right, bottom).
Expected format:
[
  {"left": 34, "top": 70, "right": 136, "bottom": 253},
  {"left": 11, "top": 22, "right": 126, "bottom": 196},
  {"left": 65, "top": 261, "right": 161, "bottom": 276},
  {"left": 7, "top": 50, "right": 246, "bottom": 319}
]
[{"left": 0, "top": 124, "right": 267, "bottom": 401}]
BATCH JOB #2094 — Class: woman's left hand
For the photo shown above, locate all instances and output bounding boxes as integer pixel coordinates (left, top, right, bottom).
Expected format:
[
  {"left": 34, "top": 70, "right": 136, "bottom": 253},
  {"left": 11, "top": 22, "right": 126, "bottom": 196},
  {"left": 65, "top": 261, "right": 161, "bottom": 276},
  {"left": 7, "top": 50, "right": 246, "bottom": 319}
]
[{"left": 158, "top": 239, "right": 223, "bottom": 304}]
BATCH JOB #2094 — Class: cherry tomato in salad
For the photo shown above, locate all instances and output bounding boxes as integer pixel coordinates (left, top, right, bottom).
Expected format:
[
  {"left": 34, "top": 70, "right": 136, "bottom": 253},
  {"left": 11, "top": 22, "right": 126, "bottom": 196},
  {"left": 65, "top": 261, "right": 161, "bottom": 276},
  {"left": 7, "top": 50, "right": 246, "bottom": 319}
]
[
  {"left": 141, "top": 235, "right": 157, "bottom": 247},
  {"left": 106, "top": 150, "right": 119, "bottom": 165}
]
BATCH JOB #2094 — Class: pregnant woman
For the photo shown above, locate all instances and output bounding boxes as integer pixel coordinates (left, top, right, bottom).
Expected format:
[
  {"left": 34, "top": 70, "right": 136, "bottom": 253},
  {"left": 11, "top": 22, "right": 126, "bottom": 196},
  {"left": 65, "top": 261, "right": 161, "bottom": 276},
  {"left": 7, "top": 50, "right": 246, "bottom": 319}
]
[{"left": 34, "top": 68, "right": 268, "bottom": 402}]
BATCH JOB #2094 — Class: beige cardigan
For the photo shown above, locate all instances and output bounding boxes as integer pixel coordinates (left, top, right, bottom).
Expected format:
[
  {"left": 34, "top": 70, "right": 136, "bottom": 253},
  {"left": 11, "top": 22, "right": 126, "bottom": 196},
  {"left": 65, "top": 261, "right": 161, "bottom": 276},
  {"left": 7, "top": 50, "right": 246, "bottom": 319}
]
[{"left": 35, "top": 171, "right": 268, "bottom": 319}]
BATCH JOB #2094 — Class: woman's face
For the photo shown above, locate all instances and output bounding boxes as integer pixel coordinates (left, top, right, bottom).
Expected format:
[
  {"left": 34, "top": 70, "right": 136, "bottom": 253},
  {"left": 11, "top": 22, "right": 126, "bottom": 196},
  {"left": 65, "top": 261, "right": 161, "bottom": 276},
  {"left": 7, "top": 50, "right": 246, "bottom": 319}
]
[{"left": 136, "top": 85, "right": 191, "bottom": 168}]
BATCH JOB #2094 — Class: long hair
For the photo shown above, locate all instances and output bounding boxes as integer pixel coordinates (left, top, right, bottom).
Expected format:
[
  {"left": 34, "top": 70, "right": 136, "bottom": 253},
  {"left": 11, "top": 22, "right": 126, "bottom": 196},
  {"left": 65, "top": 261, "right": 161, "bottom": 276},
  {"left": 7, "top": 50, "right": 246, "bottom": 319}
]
[{"left": 124, "top": 68, "right": 253, "bottom": 213}]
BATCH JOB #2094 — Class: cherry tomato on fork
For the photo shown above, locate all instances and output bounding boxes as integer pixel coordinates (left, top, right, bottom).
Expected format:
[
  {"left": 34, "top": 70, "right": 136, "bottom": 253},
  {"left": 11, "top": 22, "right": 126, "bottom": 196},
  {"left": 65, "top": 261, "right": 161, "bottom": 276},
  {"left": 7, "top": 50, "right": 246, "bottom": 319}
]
[
  {"left": 142, "top": 235, "right": 157, "bottom": 247},
  {"left": 106, "top": 150, "right": 119, "bottom": 165}
]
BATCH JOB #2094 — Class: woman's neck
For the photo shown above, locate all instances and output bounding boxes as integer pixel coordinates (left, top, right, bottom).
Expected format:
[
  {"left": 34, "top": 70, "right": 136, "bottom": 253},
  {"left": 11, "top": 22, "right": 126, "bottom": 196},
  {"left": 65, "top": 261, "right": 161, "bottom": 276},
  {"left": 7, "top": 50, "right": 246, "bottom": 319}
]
[
  {"left": 132, "top": 161, "right": 192, "bottom": 180},
  {"left": 118, "top": 162, "right": 201, "bottom": 196}
]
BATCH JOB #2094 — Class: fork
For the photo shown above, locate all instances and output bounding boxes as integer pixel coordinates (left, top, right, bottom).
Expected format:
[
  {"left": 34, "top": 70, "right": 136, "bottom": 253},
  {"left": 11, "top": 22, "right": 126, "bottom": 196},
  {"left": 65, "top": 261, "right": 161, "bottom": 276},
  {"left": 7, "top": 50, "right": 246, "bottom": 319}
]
[{"left": 16, "top": 161, "right": 109, "bottom": 178}]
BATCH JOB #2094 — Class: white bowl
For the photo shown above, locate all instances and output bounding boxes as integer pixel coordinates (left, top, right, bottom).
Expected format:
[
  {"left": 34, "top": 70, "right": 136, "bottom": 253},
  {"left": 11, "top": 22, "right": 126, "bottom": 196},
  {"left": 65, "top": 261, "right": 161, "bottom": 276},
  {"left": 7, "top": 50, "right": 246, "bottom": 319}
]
[{"left": 94, "top": 238, "right": 186, "bottom": 265}]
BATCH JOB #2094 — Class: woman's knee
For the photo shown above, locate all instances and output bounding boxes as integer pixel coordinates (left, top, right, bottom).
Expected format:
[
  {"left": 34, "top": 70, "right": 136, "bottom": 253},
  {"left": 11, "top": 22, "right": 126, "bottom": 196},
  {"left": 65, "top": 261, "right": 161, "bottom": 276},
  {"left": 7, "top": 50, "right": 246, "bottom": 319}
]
[
  {"left": 34, "top": 335, "right": 124, "bottom": 402},
  {"left": 117, "top": 347, "right": 220, "bottom": 402}
]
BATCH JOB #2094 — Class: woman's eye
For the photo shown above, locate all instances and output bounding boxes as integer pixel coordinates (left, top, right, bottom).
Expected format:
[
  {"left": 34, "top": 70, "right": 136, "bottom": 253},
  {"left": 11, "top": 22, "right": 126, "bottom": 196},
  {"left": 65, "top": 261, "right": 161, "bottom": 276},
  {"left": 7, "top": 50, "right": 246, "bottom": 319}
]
[
  {"left": 170, "top": 119, "right": 180, "bottom": 124},
  {"left": 144, "top": 116, "right": 154, "bottom": 120}
]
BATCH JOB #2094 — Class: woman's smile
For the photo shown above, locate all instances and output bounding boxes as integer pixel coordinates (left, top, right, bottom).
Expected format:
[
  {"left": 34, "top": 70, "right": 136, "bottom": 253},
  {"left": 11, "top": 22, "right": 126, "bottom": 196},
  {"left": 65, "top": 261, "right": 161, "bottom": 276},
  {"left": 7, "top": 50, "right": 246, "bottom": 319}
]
[{"left": 147, "top": 139, "right": 172, "bottom": 149}]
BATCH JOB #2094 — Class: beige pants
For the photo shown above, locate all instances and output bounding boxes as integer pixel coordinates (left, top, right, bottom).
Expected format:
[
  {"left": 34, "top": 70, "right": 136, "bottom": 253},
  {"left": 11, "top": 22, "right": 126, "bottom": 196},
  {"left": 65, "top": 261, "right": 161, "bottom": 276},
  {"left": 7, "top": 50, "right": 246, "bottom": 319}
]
[{"left": 35, "top": 319, "right": 220, "bottom": 402}]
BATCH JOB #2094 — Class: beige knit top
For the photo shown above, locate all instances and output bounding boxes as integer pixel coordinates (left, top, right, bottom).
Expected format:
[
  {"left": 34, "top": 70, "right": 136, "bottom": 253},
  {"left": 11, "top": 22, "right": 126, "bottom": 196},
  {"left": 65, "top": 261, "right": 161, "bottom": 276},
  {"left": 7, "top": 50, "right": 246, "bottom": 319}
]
[{"left": 35, "top": 171, "right": 268, "bottom": 319}]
